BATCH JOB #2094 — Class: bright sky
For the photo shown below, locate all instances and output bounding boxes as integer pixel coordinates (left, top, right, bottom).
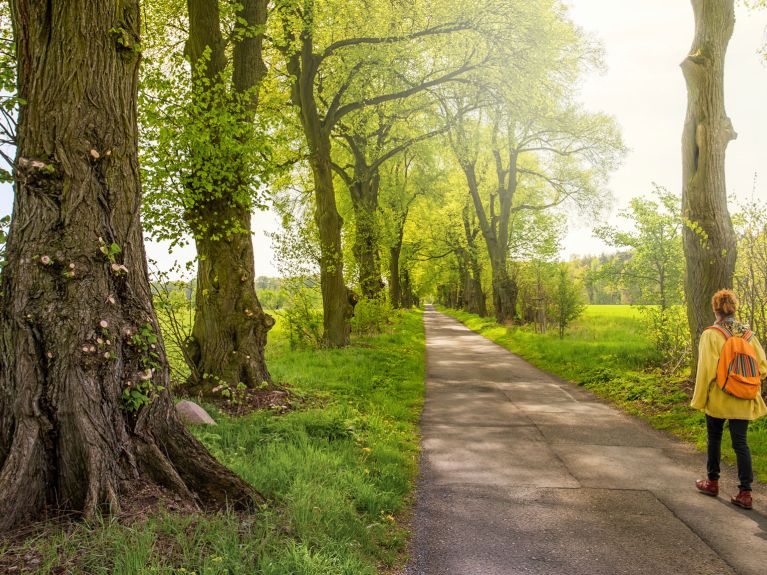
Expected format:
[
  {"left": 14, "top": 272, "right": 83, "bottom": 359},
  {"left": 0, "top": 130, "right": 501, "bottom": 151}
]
[
  {"left": 1, "top": 3, "right": 765, "bottom": 277},
  {"left": 563, "top": 0, "right": 767, "bottom": 259}
]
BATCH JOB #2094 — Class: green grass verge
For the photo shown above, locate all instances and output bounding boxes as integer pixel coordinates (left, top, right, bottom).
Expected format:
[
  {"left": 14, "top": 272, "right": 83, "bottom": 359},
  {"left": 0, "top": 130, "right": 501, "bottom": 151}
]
[
  {"left": 5, "top": 310, "right": 425, "bottom": 575},
  {"left": 439, "top": 305, "right": 767, "bottom": 482}
]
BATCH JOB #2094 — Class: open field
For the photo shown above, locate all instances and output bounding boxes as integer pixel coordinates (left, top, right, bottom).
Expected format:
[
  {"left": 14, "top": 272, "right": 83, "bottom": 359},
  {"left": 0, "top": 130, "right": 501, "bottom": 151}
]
[
  {"left": 441, "top": 305, "right": 767, "bottom": 482},
  {"left": 0, "top": 311, "right": 425, "bottom": 575}
]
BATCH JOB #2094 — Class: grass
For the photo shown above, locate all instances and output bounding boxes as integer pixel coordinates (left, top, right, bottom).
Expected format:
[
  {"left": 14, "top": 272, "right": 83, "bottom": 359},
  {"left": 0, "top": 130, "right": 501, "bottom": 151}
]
[
  {"left": 440, "top": 305, "right": 767, "bottom": 482},
  {"left": 2, "top": 310, "right": 425, "bottom": 574}
]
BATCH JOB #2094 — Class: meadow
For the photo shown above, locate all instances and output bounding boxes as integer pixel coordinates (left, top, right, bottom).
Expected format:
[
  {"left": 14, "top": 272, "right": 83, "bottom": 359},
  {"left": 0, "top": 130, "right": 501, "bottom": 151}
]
[
  {"left": 0, "top": 311, "right": 425, "bottom": 575},
  {"left": 441, "top": 305, "right": 767, "bottom": 481}
]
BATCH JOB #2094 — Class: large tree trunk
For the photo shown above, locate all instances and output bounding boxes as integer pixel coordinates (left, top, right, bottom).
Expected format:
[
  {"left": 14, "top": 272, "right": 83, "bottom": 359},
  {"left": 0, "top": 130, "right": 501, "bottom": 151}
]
[
  {"left": 0, "top": 0, "right": 256, "bottom": 531},
  {"left": 184, "top": 0, "right": 274, "bottom": 392},
  {"left": 461, "top": 158, "right": 517, "bottom": 324},
  {"left": 491, "top": 260, "right": 518, "bottom": 323},
  {"left": 187, "top": 201, "right": 274, "bottom": 394},
  {"left": 681, "top": 0, "right": 737, "bottom": 371},
  {"left": 310, "top": 137, "right": 356, "bottom": 346},
  {"left": 350, "top": 177, "right": 385, "bottom": 299}
]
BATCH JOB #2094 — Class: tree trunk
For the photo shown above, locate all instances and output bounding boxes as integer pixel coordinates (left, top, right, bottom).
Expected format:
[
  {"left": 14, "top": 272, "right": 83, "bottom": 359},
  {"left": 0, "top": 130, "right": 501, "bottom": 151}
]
[
  {"left": 462, "top": 206, "right": 488, "bottom": 317},
  {"left": 389, "top": 244, "right": 402, "bottom": 308},
  {"left": 681, "top": 0, "right": 737, "bottom": 372},
  {"left": 491, "top": 261, "right": 518, "bottom": 324},
  {"left": 187, "top": 201, "right": 274, "bottom": 394},
  {"left": 184, "top": 0, "right": 273, "bottom": 392},
  {"left": 0, "top": 0, "right": 256, "bottom": 531},
  {"left": 311, "top": 137, "right": 356, "bottom": 346},
  {"left": 350, "top": 177, "right": 384, "bottom": 299},
  {"left": 461, "top": 160, "right": 517, "bottom": 324},
  {"left": 401, "top": 268, "right": 416, "bottom": 308}
]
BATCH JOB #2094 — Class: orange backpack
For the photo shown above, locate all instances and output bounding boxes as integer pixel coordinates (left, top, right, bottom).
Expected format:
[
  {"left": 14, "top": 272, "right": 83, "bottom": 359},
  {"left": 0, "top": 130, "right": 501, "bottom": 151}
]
[{"left": 707, "top": 324, "right": 762, "bottom": 400}]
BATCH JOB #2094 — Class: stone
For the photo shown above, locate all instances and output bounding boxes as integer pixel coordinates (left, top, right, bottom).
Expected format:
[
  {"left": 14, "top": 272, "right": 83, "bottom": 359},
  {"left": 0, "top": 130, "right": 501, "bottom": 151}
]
[{"left": 175, "top": 400, "right": 216, "bottom": 426}]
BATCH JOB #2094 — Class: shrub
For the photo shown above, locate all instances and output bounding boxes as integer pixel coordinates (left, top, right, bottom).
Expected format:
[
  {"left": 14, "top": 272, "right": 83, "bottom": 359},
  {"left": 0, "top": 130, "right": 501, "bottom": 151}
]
[{"left": 351, "top": 297, "right": 396, "bottom": 336}]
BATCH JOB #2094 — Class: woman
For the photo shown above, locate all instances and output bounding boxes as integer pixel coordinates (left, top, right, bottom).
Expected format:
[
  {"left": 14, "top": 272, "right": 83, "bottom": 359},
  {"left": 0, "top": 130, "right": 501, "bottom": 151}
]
[{"left": 691, "top": 290, "right": 767, "bottom": 509}]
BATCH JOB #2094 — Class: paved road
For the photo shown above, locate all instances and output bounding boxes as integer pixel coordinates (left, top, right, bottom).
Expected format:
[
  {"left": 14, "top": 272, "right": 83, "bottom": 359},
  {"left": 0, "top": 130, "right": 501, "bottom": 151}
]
[{"left": 406, "top": 308, "right": 767, "bottom": 575}]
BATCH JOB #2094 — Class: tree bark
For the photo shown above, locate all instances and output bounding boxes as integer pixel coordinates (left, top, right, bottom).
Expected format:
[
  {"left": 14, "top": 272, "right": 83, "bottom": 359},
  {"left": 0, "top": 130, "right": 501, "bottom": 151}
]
[
  {"left": 0, "top": 0, "right": 257, "bottom": 531},
  {"left": 389, "top": 243, "right": 402, "bottom": 308},
  {"left": 350, "top": 176, "right": 385, "bottom": 299},
  {"left": 183, "top": 0, "right": 273, "bottom": 393},
  {"left": 681, "top": 0, "right": 737, "bottom": 371},
  {"left": 461, "top": 206, "right": 487, "bottom": 316}
]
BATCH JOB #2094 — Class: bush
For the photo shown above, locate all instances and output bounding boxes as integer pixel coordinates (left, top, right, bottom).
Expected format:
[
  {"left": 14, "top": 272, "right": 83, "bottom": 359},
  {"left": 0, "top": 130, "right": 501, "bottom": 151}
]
[
  {"left": 280, "top": 280, "right": 324, "bottom": 349},
  {"left": 639, "top": 305, "right": 690, "bottom": 372},
  {"left": 351, "top": 297, "right": 396, "bottom": 336}
]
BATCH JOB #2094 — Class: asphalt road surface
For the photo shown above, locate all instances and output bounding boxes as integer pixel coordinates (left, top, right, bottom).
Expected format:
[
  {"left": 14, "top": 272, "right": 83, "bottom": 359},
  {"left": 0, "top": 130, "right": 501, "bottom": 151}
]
[{"left": 406, "top": 307, "right": 767, "bottom": 575}]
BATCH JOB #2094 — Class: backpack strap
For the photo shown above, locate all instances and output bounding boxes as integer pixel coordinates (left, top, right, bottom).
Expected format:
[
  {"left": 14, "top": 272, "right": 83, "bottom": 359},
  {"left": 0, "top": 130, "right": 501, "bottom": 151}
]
[
  {"left": 743, "top": 330, "right": 754, "bottom": 342},
  {"left": 706, "top": 325, "right": 731, "bottom": 340}
]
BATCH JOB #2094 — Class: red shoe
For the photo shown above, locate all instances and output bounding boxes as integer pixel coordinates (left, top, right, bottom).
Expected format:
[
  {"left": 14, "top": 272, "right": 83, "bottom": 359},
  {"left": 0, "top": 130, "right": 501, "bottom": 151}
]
[
  {"left": 696, "top": 479, "right": 719, "bottom": 496},
  {"left": 731, "top": 490, "right": 753, "bottom": 510}
]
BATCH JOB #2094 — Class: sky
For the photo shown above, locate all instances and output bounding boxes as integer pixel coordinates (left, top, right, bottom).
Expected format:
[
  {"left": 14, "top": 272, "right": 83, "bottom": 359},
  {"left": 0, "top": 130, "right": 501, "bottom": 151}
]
[{"left": 1, "top": 2, "right": 765, "bottom": 277}]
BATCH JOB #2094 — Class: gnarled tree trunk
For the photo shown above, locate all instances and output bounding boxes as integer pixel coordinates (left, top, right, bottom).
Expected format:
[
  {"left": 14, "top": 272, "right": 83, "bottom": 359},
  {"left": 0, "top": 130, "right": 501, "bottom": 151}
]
[
  {"left": 0, "top": 0, "right": 256, "bottom": 531},
  {"left": 184, "top": 0, "right": 273, "bottom": 393},
  {"left": 188, "top": 202, "right": 273, "bottom": 393},
  {"left": 681, "top": 0, "right": 737, "bottom": 372}
]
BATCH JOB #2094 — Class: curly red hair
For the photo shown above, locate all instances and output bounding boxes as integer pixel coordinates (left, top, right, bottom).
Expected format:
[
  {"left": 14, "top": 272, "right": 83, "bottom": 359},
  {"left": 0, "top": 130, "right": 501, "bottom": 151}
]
[{"left": 712, "top": 289, "right": 738, "bottom": 316}]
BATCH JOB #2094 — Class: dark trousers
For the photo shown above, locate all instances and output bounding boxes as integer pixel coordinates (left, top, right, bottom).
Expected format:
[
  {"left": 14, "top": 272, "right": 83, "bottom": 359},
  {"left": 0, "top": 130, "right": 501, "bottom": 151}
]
[{"left": 706, "top": 415, "right": 753, "bottom": 491}]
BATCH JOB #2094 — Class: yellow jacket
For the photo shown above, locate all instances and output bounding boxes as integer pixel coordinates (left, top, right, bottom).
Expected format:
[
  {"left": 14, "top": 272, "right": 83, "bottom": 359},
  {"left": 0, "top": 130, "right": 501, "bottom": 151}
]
[{"left": 690, "top": 327, "right": 767, "bottom": 420}]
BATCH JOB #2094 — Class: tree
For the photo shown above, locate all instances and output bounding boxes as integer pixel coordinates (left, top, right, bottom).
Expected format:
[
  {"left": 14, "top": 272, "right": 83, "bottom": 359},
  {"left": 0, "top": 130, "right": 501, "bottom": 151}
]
[
  {"left": 681, "top": 0, "right": 738, "bottom": 371},
  {"left": 380, "top": 149, "right": 429, "bottom": 309},
  {"left": 551, "top": 263, "right": 586, "bottom": 339},
  {"left": 0, "top": 0, "right": 255, "bottom": 531},
  {"left": 594, "top": 187, "right": 684, "bottom": 310},
  {"left": 140, "top": 0, "right": 275, "bottom": 394}
]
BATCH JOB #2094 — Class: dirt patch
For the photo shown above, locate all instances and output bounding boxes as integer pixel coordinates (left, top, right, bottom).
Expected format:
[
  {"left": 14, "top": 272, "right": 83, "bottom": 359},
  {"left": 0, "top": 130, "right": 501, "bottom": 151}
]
[
  {"left": 213, "top": 387, "right": 296, "bottom": 417},
  {"left": 173, "top": 383, "right": 300, "bottom": 418}
]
